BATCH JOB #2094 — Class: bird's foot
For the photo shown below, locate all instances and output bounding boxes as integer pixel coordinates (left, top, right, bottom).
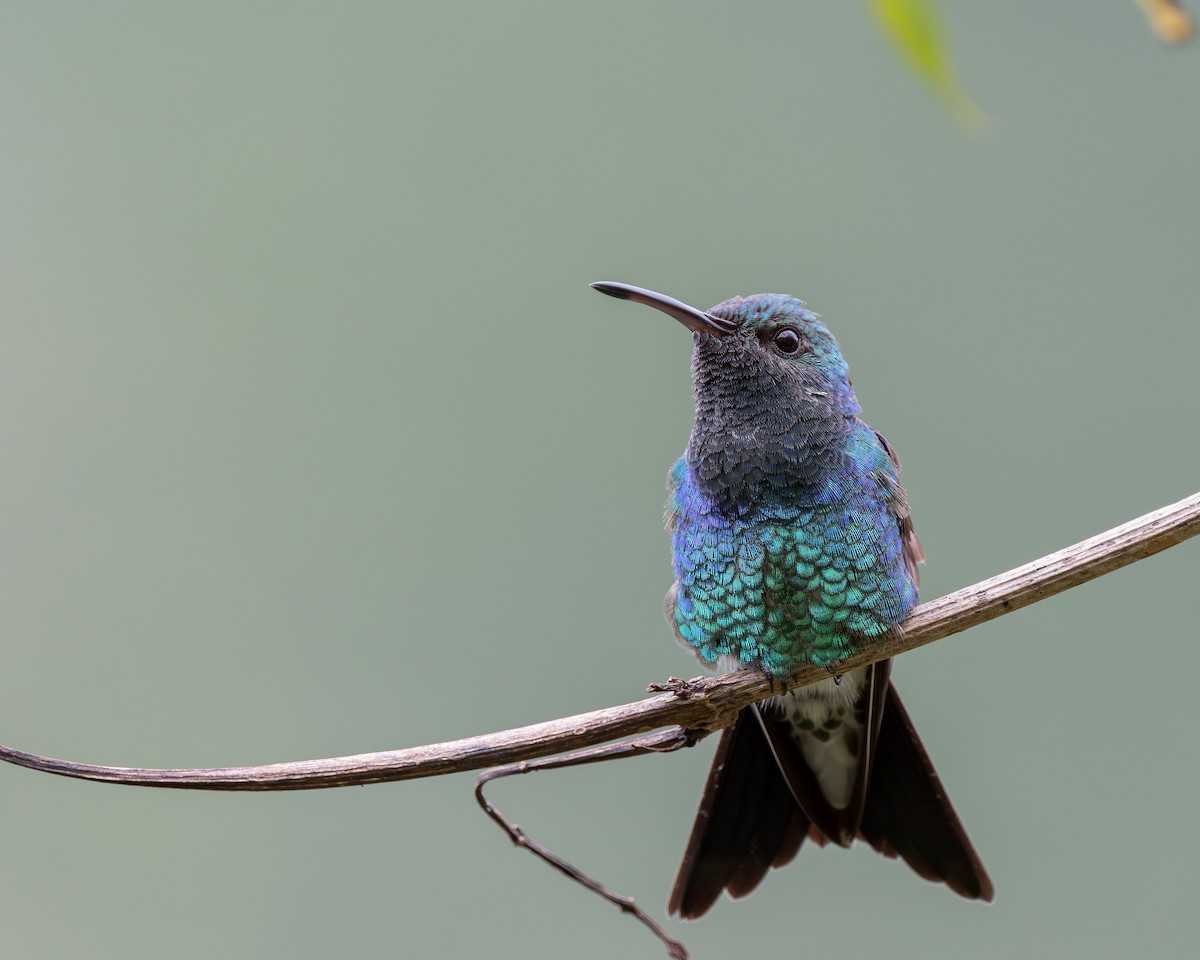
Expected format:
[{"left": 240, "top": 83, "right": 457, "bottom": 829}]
[
  {"left": 761, "top": 665, "right": 790, "bottom": 697},
  {"left": 648, "top": 676, "right": 710, "bottom": 700}
]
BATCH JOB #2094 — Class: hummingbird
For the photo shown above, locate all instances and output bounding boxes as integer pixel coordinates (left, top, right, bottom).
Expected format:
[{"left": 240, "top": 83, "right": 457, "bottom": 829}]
[{"left": 591, "top": 281, "right": 993, "bottom": 918}]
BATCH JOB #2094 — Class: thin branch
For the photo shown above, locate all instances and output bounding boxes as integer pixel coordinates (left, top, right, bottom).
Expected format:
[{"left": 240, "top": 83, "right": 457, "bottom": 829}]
[
  {"left": 1, "top": 490, "right": 1198, "bottom": 790},
  {"left": 474, "top": 728, "right": 702, "bottom": 960}
]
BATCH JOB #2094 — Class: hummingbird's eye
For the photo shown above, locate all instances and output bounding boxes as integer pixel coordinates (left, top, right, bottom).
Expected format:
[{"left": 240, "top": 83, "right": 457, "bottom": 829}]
[{"left": 772, "top": 327, "right": 803, "bottom": 355}]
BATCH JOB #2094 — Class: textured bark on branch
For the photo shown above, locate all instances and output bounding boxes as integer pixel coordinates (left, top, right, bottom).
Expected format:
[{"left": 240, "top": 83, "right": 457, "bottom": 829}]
[{"left": 2, "top": 491, "right": 1198, "bottom": 791}]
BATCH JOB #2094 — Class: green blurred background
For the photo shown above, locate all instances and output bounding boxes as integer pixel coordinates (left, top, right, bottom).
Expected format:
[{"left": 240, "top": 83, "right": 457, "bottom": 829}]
[{"left": 2, "top": 3, "right": 1198, "bottom": 958}]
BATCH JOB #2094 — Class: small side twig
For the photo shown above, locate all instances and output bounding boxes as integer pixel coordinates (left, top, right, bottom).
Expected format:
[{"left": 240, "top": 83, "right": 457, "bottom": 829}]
[{"left": 475, "top": 727, "right": 707, "bottom": 960}]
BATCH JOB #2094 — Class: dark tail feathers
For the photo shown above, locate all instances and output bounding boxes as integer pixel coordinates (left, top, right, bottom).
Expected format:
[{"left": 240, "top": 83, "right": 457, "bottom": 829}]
[{"left": 669, "top": 681, "right": 993, "bottom": 919}]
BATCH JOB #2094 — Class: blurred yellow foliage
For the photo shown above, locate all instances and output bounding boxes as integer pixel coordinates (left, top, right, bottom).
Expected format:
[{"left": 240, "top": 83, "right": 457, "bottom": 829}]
[
  {"left": 1137, "top": 0, "right": 1195, "bottom": 43},
  {"left": 871, "top": 0, "right": 1193, "bottom": 131},
  {"left": 868, "top": 0, "right": 985, "bottom": 130}
]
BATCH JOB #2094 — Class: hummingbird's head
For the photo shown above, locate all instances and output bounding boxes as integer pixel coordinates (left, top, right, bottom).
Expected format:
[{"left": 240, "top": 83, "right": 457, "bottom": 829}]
[
  {"left": 591, "top": 281, "right": 858, "bottom": 415},
  {"left": 701, "top": 291, "right": 854, "bottom": 399},
  {"left": 591, "top": 282, "right": 861, "bottom": 502}
]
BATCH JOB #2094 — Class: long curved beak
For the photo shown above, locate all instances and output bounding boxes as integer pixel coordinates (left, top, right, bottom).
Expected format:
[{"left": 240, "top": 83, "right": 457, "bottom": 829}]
[{"left": 590, "top": 281, "right": 737, "bottom": 339}]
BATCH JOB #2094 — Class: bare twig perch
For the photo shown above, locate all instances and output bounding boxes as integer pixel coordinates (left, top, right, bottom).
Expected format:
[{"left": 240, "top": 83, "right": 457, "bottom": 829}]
[{"left": 2, "top": 491, "right": 1198, "bottom": 790}]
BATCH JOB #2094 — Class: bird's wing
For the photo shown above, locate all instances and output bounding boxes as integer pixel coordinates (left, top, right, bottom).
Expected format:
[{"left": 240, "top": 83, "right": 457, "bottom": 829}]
[
  {"left": 858, "top": 682, "right": 995, "bottom": 901},
  {"left": 754, "top": 659, "right": 892, "bottom": 847},
  {"left": 872, "top": 428, "right": 925, "bottom": 588},
  {"left": 667, "top": 706, "right": 811, "bottom": 919}
]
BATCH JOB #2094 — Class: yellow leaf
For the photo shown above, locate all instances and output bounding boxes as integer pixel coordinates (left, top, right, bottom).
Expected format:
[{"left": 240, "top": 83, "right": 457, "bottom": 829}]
[
  {"left": 1136, "top": 0, "right": 1195, "bottom": 44},
  {"left": 869, "top": 0, "right": 986, "bottom": 130}
]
